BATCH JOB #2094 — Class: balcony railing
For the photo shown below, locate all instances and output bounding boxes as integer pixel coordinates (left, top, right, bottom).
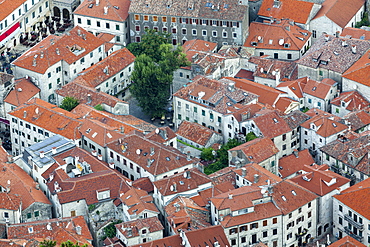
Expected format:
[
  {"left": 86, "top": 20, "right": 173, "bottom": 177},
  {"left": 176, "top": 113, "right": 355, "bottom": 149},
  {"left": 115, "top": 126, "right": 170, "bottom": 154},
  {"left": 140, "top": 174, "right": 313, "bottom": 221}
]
[
  {"left": 344, "top": 226, "right": 363, "bottom": 242},
  {"left": 295, "top": 228, "right": 308, "bottom": 239},
  {"left": 344, "top": 214, "right": 363, "bottom": 230}
]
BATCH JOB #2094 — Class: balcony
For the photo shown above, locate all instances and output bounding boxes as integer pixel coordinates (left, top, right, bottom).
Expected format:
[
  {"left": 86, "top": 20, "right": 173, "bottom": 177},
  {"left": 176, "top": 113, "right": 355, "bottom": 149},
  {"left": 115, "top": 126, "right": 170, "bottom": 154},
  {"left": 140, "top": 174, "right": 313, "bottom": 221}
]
[
  {"left": 344, "top": 226, "right": 363, "bottom": 242},
  {"left": 344, "top": 214, "right": 363, "bottom": 230},
  {"left": 295, "top": 228, "right": 308, "bottom": 239}
]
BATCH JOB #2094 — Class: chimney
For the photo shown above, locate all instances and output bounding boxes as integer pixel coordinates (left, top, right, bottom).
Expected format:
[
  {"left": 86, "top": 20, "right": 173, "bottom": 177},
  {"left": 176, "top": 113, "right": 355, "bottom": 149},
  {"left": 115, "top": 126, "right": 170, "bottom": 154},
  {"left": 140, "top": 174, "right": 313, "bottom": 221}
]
[
  {"left": 104, "top": 6, "right": 108, "bottom": 15},
  {"left": 51, "top": 39, "right": 55, "bottom": 45},
  {"left": 335, "top": 31, "right": 340, "bottom": 38},
  {"left": 228, "top": 82, "right": 235, "bottom": 92},
  {"left": 172, "top": 182, "right": 177, "bottom": 192},
  {"left": 87, "top": 94, "right": 92, "bottom": 104},
  {"left": 40, "top": 51, "right": 44, "bottom": 58},
  {"left": 241, "top": 167, "right": 247, "bottom": 177},
  {"left": 186, "top": 170, "right": 191, "bottom": 179},
  {"left": 150, "top": 147, "right": 155, "bottom": 155},
  {"left": 75, "top": 226, "right": 82, "bottom": 235},
  {"left": 96, "top": 0, "right": 99, "bottom": 5},
  {"left": 228, "top": 194, "right": 233, "bottom": 199},
  {"left": 40, "top": 151, "right": 45, "bottom": 158},
  {"left": 35, "top": 183, "right": 40, "bottom": 190},
  {"left": 7, "top": 155, "right": 13, "bottom": 163},
  {"left": 33, "top": 58, "right": 37, "bottom": 67},
  {"left": 120, "top": 126, "right": 124, "bottom": 133},
  {"left": 186, "top": 151, "right": 191, "bottom": 161},
  {"left": 56, "top": 48, "right": 60, "bottom": 55},
  {"left": 51, "top": 147, "right": 57, "bottom": 155},
  {"left": 6, "top": 180, "right": 10, "bottom": 193},
  {"left": 23, "top": 111, "right": 27, "bottom": 118},
  {"left": 341, "top": 39, "right": 348, "bottom": 47},
  {"left": 97, "top": 154, "right": 103, "bottom": 160},
  {"left": 254, "top": 174, "right": 259, "bottom": 183},
  {"left": 293, "top": 149, "right": 298, "bottom": 158},
  {"left": 351, "top": 45, "right": 357, "bottom": 54}
]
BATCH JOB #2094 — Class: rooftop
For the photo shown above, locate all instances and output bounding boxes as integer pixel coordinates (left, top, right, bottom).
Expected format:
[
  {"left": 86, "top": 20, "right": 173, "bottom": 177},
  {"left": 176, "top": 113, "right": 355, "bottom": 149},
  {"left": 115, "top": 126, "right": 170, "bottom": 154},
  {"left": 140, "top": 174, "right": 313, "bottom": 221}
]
[
  {"left": 4, "top": 77, "right": 40, "bottom": 107},
  {"left": 12, "top": 26, "right": 105, "bottom": 74},
  {"left": 279, "top": 149, "right": 315, "bottom": 178},
  {"left": 342, "top": 50, "right": 370, "bottom": 87},
  {"left": 331, "top": 91, "right": 370, "bottom": 111},
  {"left": 115, "top": 217, "right": 164, "bottom": 239},
  {"left": 176, "top": 121, "right": 221, "bottom": 147},
  {"left": 244, "top": 19, "right": 311, "bottom": 51},
  {"left": 333, "top": 178, "right": 370, "bottom": 219},
  {"left": 74, "top": 0, "right": 131, "bottom": 22},
  {"left": 297, "top": 34, "right": 370, "bottom": 74}
]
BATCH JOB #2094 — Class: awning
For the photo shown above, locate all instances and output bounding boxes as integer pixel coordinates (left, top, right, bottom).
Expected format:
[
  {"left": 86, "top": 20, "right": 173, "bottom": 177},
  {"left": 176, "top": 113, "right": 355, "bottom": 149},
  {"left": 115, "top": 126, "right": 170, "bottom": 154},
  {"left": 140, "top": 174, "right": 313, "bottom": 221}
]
[{"left": 0, "top": 22, "right": 20, "bottom": 46}]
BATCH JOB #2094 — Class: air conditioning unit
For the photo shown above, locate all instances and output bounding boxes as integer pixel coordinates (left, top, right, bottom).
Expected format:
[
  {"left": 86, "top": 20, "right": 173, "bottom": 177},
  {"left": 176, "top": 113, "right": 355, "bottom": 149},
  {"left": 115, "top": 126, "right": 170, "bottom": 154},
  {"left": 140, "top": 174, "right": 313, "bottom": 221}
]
[{"left": 210, "top": 119, "right": 214, "bottom": 122}]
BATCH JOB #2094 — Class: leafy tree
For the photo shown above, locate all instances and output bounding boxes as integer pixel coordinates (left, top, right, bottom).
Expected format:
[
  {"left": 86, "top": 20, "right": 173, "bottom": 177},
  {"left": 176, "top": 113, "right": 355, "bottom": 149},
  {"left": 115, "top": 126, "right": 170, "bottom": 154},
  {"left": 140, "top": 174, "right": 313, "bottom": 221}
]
[
  {"left": 200, "top": 147, "right": 215, "bottom": 161},
  {"left": 60, "top": 96, "right": 79, "bottom": 111},
  {"left": 60, "top": 240, "right": 87, "bottom": 247},
  {"left": 204, "top": 139, "right": 243, "bottom": 175},
  {"left": 94, "top": 104, "right": 103, "bottom": 111},
  {"left": 39, "top": 240, "right": 56, "bottom": 247},
  {"left": 128, "top": 29, "right": 189, "bottom": 117},
  {"left": 101, "top": 220, "right": 122, "bottom": 240},
  {"left": 245, "top": 132, "right": 258, "bottom": 142}
]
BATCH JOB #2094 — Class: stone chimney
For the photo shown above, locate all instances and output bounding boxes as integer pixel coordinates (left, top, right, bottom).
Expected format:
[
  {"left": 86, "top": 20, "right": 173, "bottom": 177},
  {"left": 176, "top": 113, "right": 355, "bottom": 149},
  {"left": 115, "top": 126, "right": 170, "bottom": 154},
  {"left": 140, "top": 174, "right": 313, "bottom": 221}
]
[
  {"left": 96, "top": 0, "right": 99, "bottom": 5},
  {"left": 52, "top": 147, "right": 57, "bottom": 155},
  {"left": 104, "top": 6, "right": 108, "bottom": 15},
  {"left": 254, "top": 174, "right": 259, "bottom": 183},
  {"left": 228, "top": 194, "right": 233, "bottom": 199},
  {"left": 293, "top": 149, "right": 299, "bottom": 158},
  {"left": 40, "top": 151, "right": 45, "bottom": 158},
  {"left": 351, "top": 45, "right": 357, "bottom": 54},
  {"left": 241, "top": 167, "right": 247, "bottom": 177}
]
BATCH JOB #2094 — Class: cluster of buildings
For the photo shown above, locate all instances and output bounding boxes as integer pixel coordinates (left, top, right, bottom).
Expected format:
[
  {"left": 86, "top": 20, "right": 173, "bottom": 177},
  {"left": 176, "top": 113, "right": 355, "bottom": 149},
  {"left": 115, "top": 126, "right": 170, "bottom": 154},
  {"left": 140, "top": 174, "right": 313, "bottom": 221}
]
[{"left": 0, "top": 0, "right": 370, "bottom": 246}]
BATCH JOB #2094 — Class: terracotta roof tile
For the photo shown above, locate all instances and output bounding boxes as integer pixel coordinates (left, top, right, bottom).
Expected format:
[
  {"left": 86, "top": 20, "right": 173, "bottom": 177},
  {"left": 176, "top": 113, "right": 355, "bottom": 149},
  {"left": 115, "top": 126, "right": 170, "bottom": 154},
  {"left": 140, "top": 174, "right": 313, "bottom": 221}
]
[
  {"left": 252, "top": 109, "right": 293, "bottom": 138},
  {"left": 297, "top": 35, "right": 370, "bottom": 74},
  {"left": 244, "top": 20, "right": 311, "bottom": 50},
  {"left": 0, "top": 0, "right": 26, "bottom": 20},
  {"left": 74, "top": 48, "right": 135, "bottom": 88},
  {"left": 183, "top": 39, "right": 217, "bottom": 53},
  {"left": 119, "top": 188, "right": 159, "bottom": 216},
  {"left": 279, "top": 149, "right": 315, "bottom": 178},
  {"left": 0, "top": 193, "right": 21, "bottom": 211},
  {"left": 248, "top": 56, "right": 298, "bottom": 82},
  {"left": 328, "top": 236, "right": 366, "bottom": 247},
  {"left": 290, "top": 164, "right": 350, "bottom": 196},
  {"left": 302, "top": 78, "right": 337, "bottom": 99},
  {"left": 4, "top": 78, "right": 40, "bottom": 107},
  {"left": 331, "top": 91, "right": 370, "bottom": 111},
  {"left": 107, "top": 131, "right": 199, "bottom": 176},
  {"left": 13, "top": 26, "right": 105, "bottom": 74},
  {"left": 173, "top": 76, "right": 258, "bottom": 115},
  {"left": 277, "top": 77, "right": 308, "bottom": 99},
  {"left": 258, "top": 0, "right": 315, "bottom": 24},
  {"left": 153, "top": 168, "right": 211, "bottom": 196},
  {"left": 342, "top": 107, "right": 370, "bottom": 131},
  {"left": 343, "top": 50, "right": 370, "bottom": 86},
  {"left": 130, "top": 235, "right": 183, "bottom": 247},
  {"left": 145, "top": 126, "right": 177, "bottom": 144},
  {"left": 9, "top": 98, "right": 82, "bottom": 140},
  {"left": 234, "top": 163, "right": 282, "bottom": 185},
  {"left": 176, "top": 121, "right": 221, "bottom": 146},
  {"left": 185, "top": 225, "right": 230, "bottom": 247},
  {"left": 132, "top": 177, "right": 154, "bottom": 193},
  {"left": 7, "top": 216, "right": 93, "bottom": 246},
  {"left": 115, "top": 217, "right": 163, "bottom": 239},
  {"left": 313, "top": 0, "right": 365, "bottom": 28},
  {"left": 74, "top": 0, "right": 130, "bottom": 22},
  {"left": 333, "top": 178, "right": 370, "bottom": 219},
  {"left": 230, "top": 137, "right": 279, "bottom": 164},
  {"left": 301, "top": 113, "right": 347, "bottom": 138}
]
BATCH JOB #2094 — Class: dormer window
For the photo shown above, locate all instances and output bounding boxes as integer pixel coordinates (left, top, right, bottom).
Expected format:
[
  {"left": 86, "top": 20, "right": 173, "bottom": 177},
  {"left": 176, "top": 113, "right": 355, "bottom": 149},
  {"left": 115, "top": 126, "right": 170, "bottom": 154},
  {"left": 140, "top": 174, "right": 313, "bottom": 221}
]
[
  {"left": 320, "top": 60, "right": 328, "bottom": 65},
  {"left": 284, "top": 43, "right": 290, "bottom": 48},
  {"left": 251, "top": 41, "right": 257, "bottom": 46}
]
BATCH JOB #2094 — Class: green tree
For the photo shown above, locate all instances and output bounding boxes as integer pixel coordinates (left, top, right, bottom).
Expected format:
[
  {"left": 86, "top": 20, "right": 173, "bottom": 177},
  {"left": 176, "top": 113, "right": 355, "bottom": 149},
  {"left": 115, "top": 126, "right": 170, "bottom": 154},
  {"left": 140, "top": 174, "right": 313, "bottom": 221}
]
[
  {"left": 60, "top": 240, "right": 87, "bottom": 247},
  {"left": 101, "top": 220, "right": 122, "bottom": 240},
  {"left": 200, "top": 147, "right": 215, "bottom": 161},
  {"left": 128, "top": 29, "right": 189, "bottom": 117},
  {"left": 245, "top": 132, "right": 258, "bottom": 142},
  {"left": 130, "top": 54, "right": 171, "bottom": 117},
  {"left": 204, "top": 139, "right": 243, "bottom": 175},
  {"left": 94, "top": 104, "right": 103, "bottom": 111},
  {"left": 60, "top": 96, "right": 79, "bottom": 111},
  {"left": 39, "top": 240, "right": 56, "bottom": 247}
]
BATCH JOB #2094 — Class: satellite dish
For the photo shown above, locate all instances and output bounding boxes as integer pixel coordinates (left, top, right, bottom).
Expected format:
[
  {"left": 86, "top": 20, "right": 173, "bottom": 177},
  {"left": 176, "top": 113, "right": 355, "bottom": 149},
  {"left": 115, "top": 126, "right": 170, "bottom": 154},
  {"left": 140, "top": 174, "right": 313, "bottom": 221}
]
[
  {"left": 279, "top": 39, "right": 284, "bottom": 46},
  {"left": 260, "top": 67, "right": 263, "bottom": 73},
  {"left": 136, "top": 149, "right": 141, "bottom": 155},
  {"left": 257, "top": 36, "right": 262, "bottom": 40},
  {"left": 272, "top": 71, "right": 276, "bottom": 76},
  {"left": 170, "top": 185, "right": 174, "bottom": 191},
  {"left": 155, "top": 128, "right": 159, "bottom": 134},
  {"left": 7, "top": 180, "right": 10, "bottom": 185}
]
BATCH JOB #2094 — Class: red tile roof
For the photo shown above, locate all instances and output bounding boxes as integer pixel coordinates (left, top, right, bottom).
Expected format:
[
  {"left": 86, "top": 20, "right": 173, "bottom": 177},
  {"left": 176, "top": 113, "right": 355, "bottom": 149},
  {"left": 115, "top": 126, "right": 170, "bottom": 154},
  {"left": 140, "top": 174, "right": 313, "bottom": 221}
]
[
  {"left": 75, "top": 48, "right": 135, "bottom": 88},
  {"left": 107, "top": 131, "right": 199, "bottom": 176},
  {"left": 145, "top": 126, "right": 177, "bottom": 144},
  {"left": 244, "top": 19, "right": 311, "bottom": 50},
  {"left": 343, "top": 50, "right": 370, "bottom": 87},
  {"left": 130, "top": 235, "right": 183, "bottom": 247},
  {"left": 74, "top": 0, "right": 131, "bottom": 22},
  {"left": 7, "top": 216, "right": 93, "bottom": 246},
  {"left": 252, "top": 109, "right": 293, "bottom": 138},
  {"left": 183, "top": 39, "right": 217, "bottom": 53},
  {"left": 0, "top": 0, "right": 26, "bottom": 20},
  {"left": 9, "top": 98, "right": 82, "bottom": 140},
  {"left": 0, "top": 193, "right": 21, "bottom": 211},
  {"left": 279, "top": 149, "right": 315, "bottom": 178},
  {"left": 185, "top": 225, "right": 230, "bottom": 247},
  {"left": 234, "top": 163, "right": 282, "bottom": 186},
  {"left": 115, "top": 217, "right": 163, "bottom": 238},
  {"left": 328, "top": 236, "right": 367, "bottom": 247},
  {"left": 176, "top": 121, "right": 221, "bottom": 147},
  {"left": 331, "top": 91, "right": 370, "bottom": 111},
  {"left": 132, "top": 177, "right": 154, "bottom": 193},
  {"left": 277, "top": 77, "right": 308, "bottom": 99},
  {"left": 301, "top": 114, "right": 347, "bottom": 138},
  {"left": 12, "top": 26, "right": 105, "bottom": 74},
  {"left": 118, "top": 187, "right": 159, "bottom": 216},
  {"left": 341, "top": 27, "right": 370, "bottom": 40},
  {"left": 303, "top": 78, "right": 337, "bottom": 99},
  {"left": 258, "top": 0, "right": 315, "bottom": 24},
  {"left": 229, "top": 138, "right": 279, "bottom": 164},
  {"left": 313, "top": 0, "right": 365, "bottom": 28},
  {"left": 4, "top": 78, "right": 40, "bottom": 106},
  {"left": 0, "top": 162, "right": 51, "bottom": 210},
  {"left": 290, "top": 164, "right": 350, "bottom": 196},
  {"left": 342, "top": 107, "right": 370, "bottom": 131},
  {"left": 153, "top": 168, "right": 211, "bottom": 196},
  {"left": 333, "top": 178, "right": 370, "bottom": 219}
]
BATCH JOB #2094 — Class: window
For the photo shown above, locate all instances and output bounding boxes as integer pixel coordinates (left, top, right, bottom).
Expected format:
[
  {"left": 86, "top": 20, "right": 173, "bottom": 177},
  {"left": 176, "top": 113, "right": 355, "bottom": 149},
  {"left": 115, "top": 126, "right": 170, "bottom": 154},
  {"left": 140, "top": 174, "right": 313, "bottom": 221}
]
[
  {"left": 172, "top": 28, "right": 177, "bottom": 33},
  {"left": 3, "top": 212, "right": 9, "bottom": 218},
  {"left": 241, "top": 237, "right": 246, "bottom": 243},
  {"left": 339, "top": 205, "right": 342, "bottom": 212},
  {"left": 87, "top": 19, "right": 91, "bottom": 25},
  {"left": 263, "top": 231, "right": 267, "bottom": 238},
  {"left": 171, "top": 17, "right": 176, "bottom": 22},
  {"left": 282, "top": 144, "right": 286, "bottom": 150},
  {"left": 27, "top": 213, "right": 32, "bottom": 219},
  {"left": 34, "top": 211, "right": 39, "bottom": 217},
  {"left": 308, "top": 202, "right": 311, "bottom": 208},
  {"left": 212, "top": 31, "right": 217, "bottom": 37},
  {"left": 144, "top": 15, "right": 149, "bottom": 21},
  {"left": 339, "top": 217, "right": 343, "bottom": 225},
  {"left": 192, "top": 29, "right": 197, "bottom": 35},
  {"left": 273, "top": 218, "right": 277, "bottom": 224},
  {"left": 308, "top": 98, "right": 312, "bottom": 103},
  {"left": 194, "top": 107, "right": 197, "bottom": 113},
  {"left": 202, "top": 30, "right": 207, "bottom": 36},
  {"left": 116, "top": 24, "right": 120, "bottom": 30},
  {"left": 251, "top": 223, "right": 258, "bottom": 229},
  {"left": 274, "top": 53, "right": 278, "bottom": 59},
  {"left": 282, "top": 134, "right": 286, "bottom": 141},
  {"left": 178, "top": 114, "right": 182, "bottom": 120},
  {"left": 240, "top": 225, "right": 247, "bottom": 231},
  {"left": 48, "top": 83, "right": 52, "bottom": 89},
  {"left": 231, "top": 239, "right": 236, "bottom": 246},
  {"left": 312, "top": 30, "right": 316, "bottom": 38},
  {"left": 223, "top": 31, "right": 227, "bottom": 38},
  {"left": 308, "top": 211, "right": 312, "bottom": 218},
  {"left": 233, "top": 32, "right": 237, "bottom": 38},
  {"left": 77, "top": 18, "right": 81, "bottom": 24},
  {"left": 70, "top": 211, "right": 76, "bottom": 217},
  {"left": 135, "top": 25, "right": 140, "bottom": 31},
  {"left": 202, "top": 110, "right": 205, "bottom": 116},
  {"left": 182, "top": 28, "right": 186, "bottom": 34},
  {"left": 106, "top": 23, "right": 110, "bottom": 29},
  {"left": 97, "top": 21, "right": 101, "bottom": 27},
  {"left": 162, "top": 16, "right": 167, "bottom": 22}
]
